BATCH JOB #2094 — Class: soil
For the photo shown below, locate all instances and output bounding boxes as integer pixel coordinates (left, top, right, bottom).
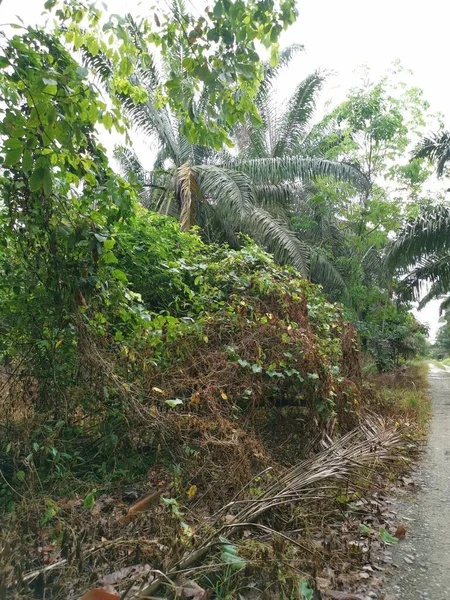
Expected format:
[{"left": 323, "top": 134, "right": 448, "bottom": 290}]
[{"left": 383, "top": 362, "right": 450, "bottom": 600}]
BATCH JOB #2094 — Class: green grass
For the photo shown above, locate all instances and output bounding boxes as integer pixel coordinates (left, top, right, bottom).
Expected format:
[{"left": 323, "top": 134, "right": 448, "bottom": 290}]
[
  {"left": 369, "top": 361, "right": 432, "bottom": 433},
  {"left": 429, "top": 359, "right": 447, "bottom": 370}
]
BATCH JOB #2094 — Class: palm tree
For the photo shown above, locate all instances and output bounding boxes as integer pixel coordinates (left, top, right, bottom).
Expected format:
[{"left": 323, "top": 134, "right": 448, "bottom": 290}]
[
  {"left": 415, "top": 131, "right": 450, "bottom": 177},
  {"left": 387, "top": 131, "right": 450, "bottom": 311},
  {"left": 387, "top": 203, "right": 450, "bottom": 311},
  {"left": 84, "top": 5, "right": 365, "bottom": 284}
]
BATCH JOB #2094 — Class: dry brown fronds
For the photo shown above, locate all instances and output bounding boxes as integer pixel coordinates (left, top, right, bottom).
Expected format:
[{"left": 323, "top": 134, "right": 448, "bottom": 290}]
[{"left": 133, "top": 417, "right": 402, "bottom": 598}]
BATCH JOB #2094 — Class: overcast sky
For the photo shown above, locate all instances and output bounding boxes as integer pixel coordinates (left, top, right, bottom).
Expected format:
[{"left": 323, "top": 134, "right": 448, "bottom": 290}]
[{"left": 1, "top": 0, "right": 448, "bottom": 339}]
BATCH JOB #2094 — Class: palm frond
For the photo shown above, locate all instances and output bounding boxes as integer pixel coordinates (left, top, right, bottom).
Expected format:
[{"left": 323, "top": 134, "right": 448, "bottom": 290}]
[
  {"left": 273, "top": 71, "right": 326, "bottom": 157},
  {"left": 114, "top": 145, "right": 159, "bottom": 207},
  {"left": 418, "top": 280, "right": 448, "bottom": 309},
  {"left": 253, "top": 182, "right": 302, "bottom": 208},
  {"left": 256, "top": 44, "right": 304, "bottom": 105},
  {"left": 193, "top": 165, "right": 255, "bottom": 224},
  {"left": 397, "top": 253, "right": 450, "bottom": 306},
  {"left": 114, "top": 146, "right": 147, "bottom": 184},
  {"left": 415, "top": 131, "right": 450, "bottom": 177},
  {"left": 198, "top": 202, "right": 241, "bottom": 247},
  {"left": 386, "top": 204, "right": 450, "bottom": 270},
  {"left": 139, "top": 418, "right": 401, "bottom": 598},
  {"left": 120, "top": 83, "right": 180, "bottom": 163},
  {"left": 361, "top": 246, "right": 384, "bottom": 284},
  {"left": 78, "top": 44, "right": 113, "bottom": 86},
  {"left": 310, "top": 250, "right": 350, "bottom": 304},
  {"left": 177, "top": 162, "right": 201, "bottom": 230},
  {"left": 242, "top": 207, "right": 310, "bottom": 276},
  {"left": 294, "top": 197, "right": 346, "bottom": 253},
  {"left": 440, "top": 295, "right": 450, "bottom": 315},
  {"left": 229, "top": 156, "right": 367, "bottom": 188}
]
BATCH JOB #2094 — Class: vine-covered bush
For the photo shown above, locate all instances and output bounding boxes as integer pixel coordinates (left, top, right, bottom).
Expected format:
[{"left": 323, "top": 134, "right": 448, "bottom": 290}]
[{"left": 0, "top": 25, "right": 361, "bottom": 508}]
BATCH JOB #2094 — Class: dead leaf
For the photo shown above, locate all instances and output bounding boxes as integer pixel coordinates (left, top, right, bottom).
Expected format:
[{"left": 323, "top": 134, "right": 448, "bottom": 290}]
[
  {"left": 316, "top": 576, "right": 333, "bottom": 590},
  {"left": 181, "top": 579, "right": 210, "bottom": 599},
  {"left": 79, "top": 587, "right": 120, "bottom": 600},
  {"left": 395, "top": 524, "right": 406, "bottom": 540},
  {"left": 187, "top": 485, "right": 197, "bottom": 499},
  {"left": 125, "top": 484, "right": 173, "bottom": 517},
  {"left": 99, "top": 565, "right": 151, "bottom": 586},
  {"left": 325, "top": 592, "right": 364, "bottom": 600}
]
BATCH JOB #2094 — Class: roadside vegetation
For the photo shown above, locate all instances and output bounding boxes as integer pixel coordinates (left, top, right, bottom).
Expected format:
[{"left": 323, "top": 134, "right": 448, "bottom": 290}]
[{"left": 0, "top": 1, "right": 443, "bottom": 598}]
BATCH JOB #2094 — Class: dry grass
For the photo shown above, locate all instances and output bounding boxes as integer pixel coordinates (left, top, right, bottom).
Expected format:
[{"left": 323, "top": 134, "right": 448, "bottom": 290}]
[{"left": 363, "top": 361, "right": 431, "bottom": 434}]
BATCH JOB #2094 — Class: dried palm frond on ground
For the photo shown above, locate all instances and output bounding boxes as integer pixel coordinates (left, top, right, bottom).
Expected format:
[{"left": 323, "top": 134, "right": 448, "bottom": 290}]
[
  {"left": 0, "top": 359, "right": 426, "bottom": 600},
  {"left": 131, "top": 417, "right": 404, "bottom": 598}
]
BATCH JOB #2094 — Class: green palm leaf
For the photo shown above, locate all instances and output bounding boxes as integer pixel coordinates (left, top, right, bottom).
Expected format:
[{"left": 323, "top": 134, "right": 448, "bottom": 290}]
[
  {"left": 229, "top": 156, "right": 366, "bottom": 188},
  {"left": 273, "top": 71, "right": 326, "bottom": 157},
  {"left": 386, "top": 204, "right": 450, "bottom": 270},
  {"left": 256, "top": 44, "right": 304, "bottom": 104},
  {"left": 439, "top": 295, "right": 450, "bottom": 314},
  {"left": 310, "top": 250, "right": 350, "bottom": 304},
  {"left": 242, "top": 207, "right": 310, "bottom": 275},
  {"left": 415, "top": 131, "right": 450, "bottom": 177}
]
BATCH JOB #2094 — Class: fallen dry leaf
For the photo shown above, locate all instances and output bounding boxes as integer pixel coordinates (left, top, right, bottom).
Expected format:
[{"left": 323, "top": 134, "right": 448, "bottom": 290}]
[
  {"left": 181, "top": 579, "right": 211, "bottom": 599},
  {"left": 99, "top": 564, "right": 152, "bottom": 586},
  {"left": 79, "top": 587, "right": 120, "bottom": 600},
  {"left": 395, "top": 524, "right": 406, "bottom": 540},
  {"left": 325, "top": 592, "right": 364, "bottom": 600}
]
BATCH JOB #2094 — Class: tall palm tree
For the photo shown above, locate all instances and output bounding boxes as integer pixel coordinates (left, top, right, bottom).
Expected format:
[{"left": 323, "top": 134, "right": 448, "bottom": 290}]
[
  {"left": 387, "top": 130, "right": 450, "bottom": 311},
  {"left": 415, "top": 131, "right": 450, "bottom": 178},
  {"left": 83, "top": 5, "right": 365, "bottom": 284},
  {"left": 387, "top": 203, "right": 450, "bottom": 311}
]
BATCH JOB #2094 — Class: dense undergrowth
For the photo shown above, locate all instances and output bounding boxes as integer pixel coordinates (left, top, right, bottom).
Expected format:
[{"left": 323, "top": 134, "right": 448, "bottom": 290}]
[
  {"left": 0, "top": 12, "right": 434, "bottom": 600},
  {"left": 0, "top": 209, "right": 430, "bottom": 599},
  {"left": 0, "top": 210, "right": 362, "bottom": 501}
]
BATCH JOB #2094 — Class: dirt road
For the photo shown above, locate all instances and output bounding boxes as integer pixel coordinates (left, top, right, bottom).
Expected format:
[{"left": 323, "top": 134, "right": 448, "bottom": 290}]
[{"left": 384, "top": 363, "right": 450, "bottom": 599}]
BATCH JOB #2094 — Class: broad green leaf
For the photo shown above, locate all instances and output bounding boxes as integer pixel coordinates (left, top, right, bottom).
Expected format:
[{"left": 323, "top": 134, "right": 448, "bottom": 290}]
[
  {"left": 22, "top": 149, "right": 33, "bottom": 172},
  {"left": 29, "top": 167, "right": 44, "bottom": 192},
  {"left": 299, "top": 580, "right": 314, "bottom": 600},
  {"left": 379, "top": 527, "right": 398, "bottom": 544},
  {"left": 42, "top": 167, "right": 52, "bottom": 196},
  {"left": 102, "top": 251, "right": 119, "bottom": 264},
  {"left": 104, "top": 239, "right": 115, "bottom": 251},
  {"left": 83, "top": 490, "right": 96, "bottom": 509},
  {"left": 15, "top": 470, "right": 26, "bottom": 482},
  {"left": 3, "top": 147, "right": 22, "bottom": 167},
  {"left": 112, "top": 269, "right": 128, "bottom": 283},
  {"left": 165, "top": 398, "right": 183, "bottom": 408},
  {"left": 359, "top": 523, "right": 373, "bottom": 535}
]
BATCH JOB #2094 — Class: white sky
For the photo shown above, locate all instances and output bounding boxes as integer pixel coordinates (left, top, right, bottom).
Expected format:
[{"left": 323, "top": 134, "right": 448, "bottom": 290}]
[{"left": 1, "top": 0, "right": 449, "bottom": 339}]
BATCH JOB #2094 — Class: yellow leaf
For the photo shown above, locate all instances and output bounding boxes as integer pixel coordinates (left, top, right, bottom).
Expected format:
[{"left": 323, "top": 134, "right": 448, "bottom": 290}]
[
  {"left": 55, "top": 339, "right": 63, "bottom": 348},
  {"left": 220, "top": 392, "right": 228, "bottom": 400},
  {"left": 187, "top": 485, "right": 197, "bottom": 499},
  {"left": 190, "top": 393, "right": 201, "bottom": 404},
  {"left": 152, "top": 387, "right": 165, "bottom": 395}
]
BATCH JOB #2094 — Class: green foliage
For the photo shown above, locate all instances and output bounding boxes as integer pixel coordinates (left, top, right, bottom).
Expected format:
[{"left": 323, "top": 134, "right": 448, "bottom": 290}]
[
  {"left": 289, "top": 69, "right": 436, "bottom": 370},
  {"left": 379, "top": 527, "right": 398, "bottom": 544},
  {"left": 113, "top": 43, "right": 364, "bottom": 291},
  {"left": 0, "top": 28, "right": 144, "bottom": 396},
  {"left": 0, "top": 8, "right": 437, "bottom": 598},
  {"left": 47, "top": 0, "right": 298, "bottom": 148}
]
